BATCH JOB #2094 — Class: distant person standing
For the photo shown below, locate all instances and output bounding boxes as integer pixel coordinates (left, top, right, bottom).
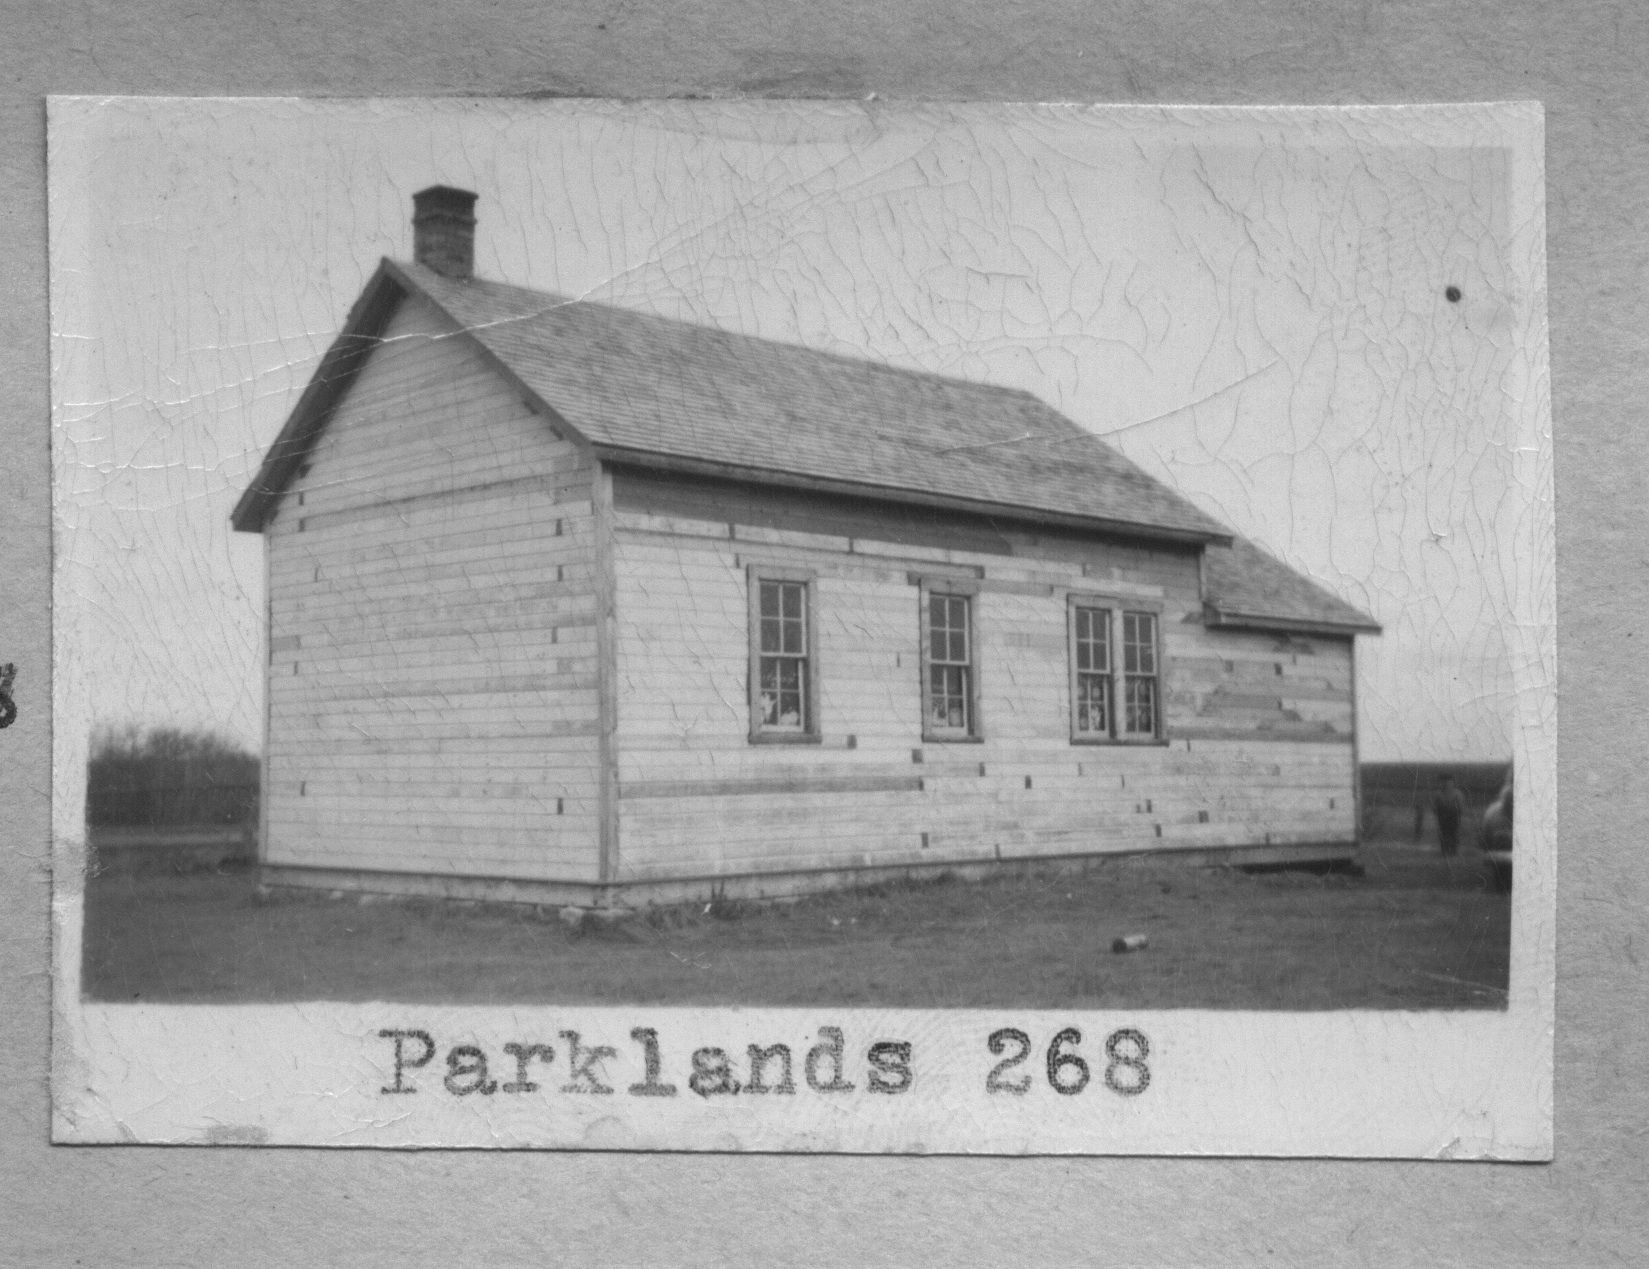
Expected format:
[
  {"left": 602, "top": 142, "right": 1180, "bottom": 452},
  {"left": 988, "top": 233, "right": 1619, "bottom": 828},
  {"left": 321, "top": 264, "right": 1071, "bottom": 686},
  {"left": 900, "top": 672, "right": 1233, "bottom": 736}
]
[{"left": 1433, "top": 775, "right": 1467, "bottom": 857}]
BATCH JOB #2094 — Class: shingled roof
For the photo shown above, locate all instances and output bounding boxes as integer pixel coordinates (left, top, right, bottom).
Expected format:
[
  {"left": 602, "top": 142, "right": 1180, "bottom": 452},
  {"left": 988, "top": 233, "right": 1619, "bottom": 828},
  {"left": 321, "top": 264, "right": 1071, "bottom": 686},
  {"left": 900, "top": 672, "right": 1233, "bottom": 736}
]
[
  {"left": 232, "top": 257, "right": 1378, "bottom": 635},
  {"left": 233, "top": 259, "right": 1231, "bottom": 546},
  {"left": 1203, "top": 536, "right": 1382, "bottom": 635}
]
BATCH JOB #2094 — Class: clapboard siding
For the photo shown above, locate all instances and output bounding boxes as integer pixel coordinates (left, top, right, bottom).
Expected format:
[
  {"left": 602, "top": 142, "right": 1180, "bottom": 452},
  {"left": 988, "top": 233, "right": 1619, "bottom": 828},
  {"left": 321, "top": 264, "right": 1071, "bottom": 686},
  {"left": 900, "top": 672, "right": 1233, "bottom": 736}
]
[
  {"left": 610, "top": 471, "right": 1357, "bottom": 881},
  {"left": 263, "top": 290, "right": 602, "bottom": 882},
  {"left": 266, "top": 521, "right": 595, "bottom": 577},
  {"left": 255, "top": 332, "right": 1364, "bottom": 893}
]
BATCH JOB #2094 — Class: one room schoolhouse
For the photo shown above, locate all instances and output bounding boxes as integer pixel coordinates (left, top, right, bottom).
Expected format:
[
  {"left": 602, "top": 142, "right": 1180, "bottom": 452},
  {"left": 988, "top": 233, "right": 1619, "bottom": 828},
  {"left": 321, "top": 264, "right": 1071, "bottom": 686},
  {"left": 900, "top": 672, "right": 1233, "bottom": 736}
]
[{"left": 232, "top": 187, "right": 1382, "bottom": 907}]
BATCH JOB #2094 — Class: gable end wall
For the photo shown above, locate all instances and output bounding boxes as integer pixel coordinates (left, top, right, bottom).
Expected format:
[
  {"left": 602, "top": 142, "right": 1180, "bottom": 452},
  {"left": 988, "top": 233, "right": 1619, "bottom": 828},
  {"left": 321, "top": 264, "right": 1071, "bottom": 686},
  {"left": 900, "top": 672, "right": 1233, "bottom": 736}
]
[{"left": 261, "top": 292, "right": 601, "bottom": 883}]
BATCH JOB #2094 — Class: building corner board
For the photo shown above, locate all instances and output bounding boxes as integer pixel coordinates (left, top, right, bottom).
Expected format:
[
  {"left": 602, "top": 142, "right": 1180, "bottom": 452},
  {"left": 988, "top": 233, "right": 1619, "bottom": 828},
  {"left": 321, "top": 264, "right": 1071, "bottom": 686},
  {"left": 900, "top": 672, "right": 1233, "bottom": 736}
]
[{"left": 593, "top": 461, "right": 620, "bottom": 885}]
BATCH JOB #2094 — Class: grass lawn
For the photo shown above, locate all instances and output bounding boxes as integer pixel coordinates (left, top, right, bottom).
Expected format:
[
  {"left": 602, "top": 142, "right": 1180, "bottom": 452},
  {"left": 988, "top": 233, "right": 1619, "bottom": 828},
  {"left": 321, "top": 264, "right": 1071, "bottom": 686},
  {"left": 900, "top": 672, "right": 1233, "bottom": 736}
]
[{"left": 80, "top": 837, "right": 1510, "bottom": 1010}]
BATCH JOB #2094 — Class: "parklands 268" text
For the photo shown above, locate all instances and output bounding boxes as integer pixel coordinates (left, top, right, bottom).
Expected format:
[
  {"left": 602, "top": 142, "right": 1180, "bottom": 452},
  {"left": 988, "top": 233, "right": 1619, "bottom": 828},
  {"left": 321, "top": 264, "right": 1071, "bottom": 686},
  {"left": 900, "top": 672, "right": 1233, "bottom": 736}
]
[{"left": 375, "top": 1024, "right": 1152, "bottom": 1099}]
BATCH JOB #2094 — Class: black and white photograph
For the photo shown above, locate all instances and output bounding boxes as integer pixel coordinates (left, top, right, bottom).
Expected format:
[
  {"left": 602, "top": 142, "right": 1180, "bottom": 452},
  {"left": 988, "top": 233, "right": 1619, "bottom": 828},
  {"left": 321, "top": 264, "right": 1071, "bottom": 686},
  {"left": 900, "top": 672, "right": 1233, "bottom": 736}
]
[{"left": 49, "top": 97, "right": 1552, "bottom": 1154}]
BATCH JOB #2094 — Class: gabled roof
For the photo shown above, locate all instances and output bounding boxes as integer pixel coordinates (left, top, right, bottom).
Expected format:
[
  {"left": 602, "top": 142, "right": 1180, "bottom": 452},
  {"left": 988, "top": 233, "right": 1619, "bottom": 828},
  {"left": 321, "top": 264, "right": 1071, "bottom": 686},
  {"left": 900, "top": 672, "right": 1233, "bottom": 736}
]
[
  {"left": 231, "top": 258, "right": 1379, "bottom": 637},
  {"left": 233, "top": 258, "right": 1231, "bottom": 545},
  {"left": 1203, "top": 536, "right": 1382, "bottom": 636}
]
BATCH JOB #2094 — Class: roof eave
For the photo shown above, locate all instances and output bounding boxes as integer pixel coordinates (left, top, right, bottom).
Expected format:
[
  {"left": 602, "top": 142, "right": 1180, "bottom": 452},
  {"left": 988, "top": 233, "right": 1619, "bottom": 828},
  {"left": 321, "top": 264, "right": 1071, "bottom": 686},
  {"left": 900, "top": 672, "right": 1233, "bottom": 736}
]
[
  {"left": 592, "top": 445, "right": 1234, "bottom": 549},
  {"left": 231, "top": 262, "right": 409, "bottom": 533},
  {"left": 1204, "top": 606, "right": 1382, "bottom": 637}
]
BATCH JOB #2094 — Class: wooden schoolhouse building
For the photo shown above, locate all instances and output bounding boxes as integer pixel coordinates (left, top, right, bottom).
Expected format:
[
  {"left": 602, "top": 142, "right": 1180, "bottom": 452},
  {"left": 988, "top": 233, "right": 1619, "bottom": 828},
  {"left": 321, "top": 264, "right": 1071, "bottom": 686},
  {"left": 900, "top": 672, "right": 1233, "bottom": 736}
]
[{"left": 231, "top": 187, "right": 1381, "bottom": 907}]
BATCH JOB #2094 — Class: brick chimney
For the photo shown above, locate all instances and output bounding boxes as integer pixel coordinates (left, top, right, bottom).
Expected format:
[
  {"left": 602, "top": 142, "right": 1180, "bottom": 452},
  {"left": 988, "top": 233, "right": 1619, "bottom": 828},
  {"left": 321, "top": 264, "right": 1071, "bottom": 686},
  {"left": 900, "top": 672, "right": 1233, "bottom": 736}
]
[{"left": 412, "top": 185, "right": 478, "bottom": 279}]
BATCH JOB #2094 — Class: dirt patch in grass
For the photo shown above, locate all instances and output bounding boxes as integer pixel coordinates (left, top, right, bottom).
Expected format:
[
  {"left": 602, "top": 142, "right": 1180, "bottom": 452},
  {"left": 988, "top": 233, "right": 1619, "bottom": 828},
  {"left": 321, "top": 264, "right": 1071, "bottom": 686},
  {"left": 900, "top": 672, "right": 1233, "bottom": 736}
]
[{"left": 79, "top": 838, "right": 1510, "bottom": 1009}]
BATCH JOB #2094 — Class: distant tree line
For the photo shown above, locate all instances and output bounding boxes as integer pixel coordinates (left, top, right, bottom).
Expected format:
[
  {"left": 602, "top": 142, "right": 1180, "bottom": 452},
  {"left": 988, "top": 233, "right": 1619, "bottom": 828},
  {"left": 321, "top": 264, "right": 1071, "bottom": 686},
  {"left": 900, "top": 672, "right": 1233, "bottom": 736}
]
[{"left": 86, "top": 725, "right": 259, "bottom": 828}]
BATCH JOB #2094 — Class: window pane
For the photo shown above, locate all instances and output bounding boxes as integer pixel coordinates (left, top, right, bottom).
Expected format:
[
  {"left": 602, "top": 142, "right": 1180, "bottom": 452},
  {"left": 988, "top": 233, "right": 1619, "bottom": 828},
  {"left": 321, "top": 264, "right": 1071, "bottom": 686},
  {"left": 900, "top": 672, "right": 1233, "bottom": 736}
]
[
  {"left": 1075, "top": 605, "right": 1109, "bottom": 676},
  {"left": 759, "top": 657, "right": 780, "bottom": 724},
  {"left": 928, "top": 664, "right": 968, "bottom": 729},
  {"left": 1125, "top": 676, "right": 1157, "bottom": 736},
  {"left": 778, "top": 658, "right": 803, "bottom": 727},
  {"left": 760, "top": 581, "right": 779, "bottom": 618},
  {"left": 1123, "top": 611, "right": 1156, "bottom": 675},
  {"left": 928, "top": 594, "right": 970, "bottom": 665},
  {"left": 759, "top": 655, "right": 806, "bottom": 730},
  {"left": 782, "top": 583, "right": 802, "bottom": 620},
  {"left": 1076, "top": 672, "right": 1110, "bottom": 735},
  {"left": 1136, "top": 613, "right": 1156, "bottom": 673},
  {"left": 929, "top": 599, "right": 946, "bottom": 662},
  {"left": 782, "top": 616, "right": 804, "bottom": 655}
]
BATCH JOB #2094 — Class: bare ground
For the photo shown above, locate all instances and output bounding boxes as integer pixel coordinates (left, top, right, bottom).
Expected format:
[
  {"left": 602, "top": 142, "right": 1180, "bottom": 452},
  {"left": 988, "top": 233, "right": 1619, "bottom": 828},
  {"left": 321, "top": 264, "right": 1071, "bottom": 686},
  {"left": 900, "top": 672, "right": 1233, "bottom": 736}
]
[{"left": 79, "top": 836, "right": 1510, "bottom": 1009}]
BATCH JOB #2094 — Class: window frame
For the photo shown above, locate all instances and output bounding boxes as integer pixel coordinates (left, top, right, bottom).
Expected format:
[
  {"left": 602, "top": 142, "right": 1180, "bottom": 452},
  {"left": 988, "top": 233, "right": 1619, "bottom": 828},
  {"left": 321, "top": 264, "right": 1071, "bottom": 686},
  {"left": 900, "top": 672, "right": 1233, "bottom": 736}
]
[
  {"left": 1068, "top": 598, "right": 1116, "bottom": 742},
  {"left": 747, "top": 565, "right": 822, "bottom": 745},
  {"left": 1066, "top": 593, "right": 1168, "bottom": 746},
  {"left": 919, "top": 580, "right": 983, "bottom": 743}
]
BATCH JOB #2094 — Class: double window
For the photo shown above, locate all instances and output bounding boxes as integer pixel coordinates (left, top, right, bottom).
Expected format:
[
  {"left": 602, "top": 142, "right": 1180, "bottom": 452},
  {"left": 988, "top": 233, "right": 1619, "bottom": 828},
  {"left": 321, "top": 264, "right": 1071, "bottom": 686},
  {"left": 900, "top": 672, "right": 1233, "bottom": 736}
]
[
  {"left": 1069, "top": 599, "right": 1163, "bottom": 743},
  {"left": 748, "top": 568, "right": 820, "bottom": 743}
]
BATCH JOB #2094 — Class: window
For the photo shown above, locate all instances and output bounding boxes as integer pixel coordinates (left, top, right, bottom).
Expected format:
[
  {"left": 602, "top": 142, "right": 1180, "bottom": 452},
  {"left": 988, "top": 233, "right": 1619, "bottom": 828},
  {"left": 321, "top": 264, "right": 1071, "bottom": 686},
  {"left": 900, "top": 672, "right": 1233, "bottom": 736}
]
[
  {"left": 1069, "top": 597, "right": 1164, "bottom": 743},
  {"left": 748, "top": 569, "right": 819, "bottom": 743},
  {"left": 1120, "top": 610, "right": 1160, "bottom": 739},
  {"left": 923, "top": 589, "right": 979, "bottom": 739},
  {"left": 1071, "top": 604, "right": 1112, "bottom": 737}
]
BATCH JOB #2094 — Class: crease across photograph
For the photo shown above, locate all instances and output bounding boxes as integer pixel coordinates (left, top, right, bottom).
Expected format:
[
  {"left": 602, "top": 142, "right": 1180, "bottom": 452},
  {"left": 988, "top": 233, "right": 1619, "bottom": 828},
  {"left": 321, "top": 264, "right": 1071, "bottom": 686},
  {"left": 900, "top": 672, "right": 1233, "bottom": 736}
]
[{"left": 48, "top": 98, "right": 1553, "bottom": 1155}]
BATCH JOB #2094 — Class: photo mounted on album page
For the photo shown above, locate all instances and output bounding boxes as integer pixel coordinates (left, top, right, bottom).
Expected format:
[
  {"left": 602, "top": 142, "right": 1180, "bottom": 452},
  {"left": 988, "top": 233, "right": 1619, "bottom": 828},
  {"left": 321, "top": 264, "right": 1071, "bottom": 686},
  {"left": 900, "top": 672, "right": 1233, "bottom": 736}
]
[{"left": 48, "top": 96, "right": 1553, "bottom": 1156}]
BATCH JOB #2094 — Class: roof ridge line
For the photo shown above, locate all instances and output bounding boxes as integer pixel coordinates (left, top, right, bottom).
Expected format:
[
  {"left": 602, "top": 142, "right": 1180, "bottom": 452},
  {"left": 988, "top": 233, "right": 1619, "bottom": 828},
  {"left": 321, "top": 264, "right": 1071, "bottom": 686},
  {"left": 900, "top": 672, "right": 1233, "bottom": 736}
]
[{"left": 396, "top": 257, "right": 1056, "bottom": 408}]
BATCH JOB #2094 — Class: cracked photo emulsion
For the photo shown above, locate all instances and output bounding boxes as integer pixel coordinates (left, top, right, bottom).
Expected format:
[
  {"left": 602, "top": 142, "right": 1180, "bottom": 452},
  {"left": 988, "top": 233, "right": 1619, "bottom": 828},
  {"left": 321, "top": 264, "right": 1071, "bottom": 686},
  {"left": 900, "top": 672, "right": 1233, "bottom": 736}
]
[{"left": 49, "top": 98, "right": 1553, "bottom": 1155}]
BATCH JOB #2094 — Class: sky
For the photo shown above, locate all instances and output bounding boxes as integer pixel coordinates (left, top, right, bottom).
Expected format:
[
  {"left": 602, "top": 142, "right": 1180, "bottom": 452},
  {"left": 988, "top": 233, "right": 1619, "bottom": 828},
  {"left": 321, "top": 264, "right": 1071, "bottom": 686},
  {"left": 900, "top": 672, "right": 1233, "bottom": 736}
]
[{"left": 49, "top": 98, "right": 1551, "bottom": 767}]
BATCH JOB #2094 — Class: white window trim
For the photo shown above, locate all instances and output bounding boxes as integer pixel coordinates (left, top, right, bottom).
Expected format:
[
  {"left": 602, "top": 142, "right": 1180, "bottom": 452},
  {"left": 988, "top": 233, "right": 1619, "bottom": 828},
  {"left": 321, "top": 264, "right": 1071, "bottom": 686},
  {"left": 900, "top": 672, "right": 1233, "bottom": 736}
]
[
  {"left": 747, "top": 565, "right": 821, "bottom": 744},
  {"left": 919, "top": 579, "right": 983, "bottom": 743}
]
